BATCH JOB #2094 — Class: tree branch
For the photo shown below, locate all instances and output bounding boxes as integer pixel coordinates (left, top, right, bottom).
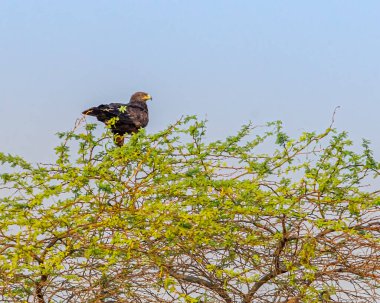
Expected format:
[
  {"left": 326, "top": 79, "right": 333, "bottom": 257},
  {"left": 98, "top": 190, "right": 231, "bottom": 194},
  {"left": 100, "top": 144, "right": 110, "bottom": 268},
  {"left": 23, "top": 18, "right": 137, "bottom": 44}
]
[{"left": 168, "top": 269, "right": 233, "bottom": 303}]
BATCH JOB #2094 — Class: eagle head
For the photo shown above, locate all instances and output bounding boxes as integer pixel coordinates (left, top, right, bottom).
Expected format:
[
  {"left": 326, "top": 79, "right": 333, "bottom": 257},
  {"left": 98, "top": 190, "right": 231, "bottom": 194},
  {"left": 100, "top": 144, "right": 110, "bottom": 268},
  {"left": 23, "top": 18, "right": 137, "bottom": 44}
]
[{"left": 130, "top": 92, "right": 152, "bottom": 102}]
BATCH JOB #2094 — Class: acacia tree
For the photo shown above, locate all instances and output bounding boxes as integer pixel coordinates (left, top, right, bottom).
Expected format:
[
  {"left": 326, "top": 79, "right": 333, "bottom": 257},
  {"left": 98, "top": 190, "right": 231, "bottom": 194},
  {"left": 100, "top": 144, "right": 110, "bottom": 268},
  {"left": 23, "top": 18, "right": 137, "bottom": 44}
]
[{"left": 0, "top": 116, "right": 379, "bottom": 303}]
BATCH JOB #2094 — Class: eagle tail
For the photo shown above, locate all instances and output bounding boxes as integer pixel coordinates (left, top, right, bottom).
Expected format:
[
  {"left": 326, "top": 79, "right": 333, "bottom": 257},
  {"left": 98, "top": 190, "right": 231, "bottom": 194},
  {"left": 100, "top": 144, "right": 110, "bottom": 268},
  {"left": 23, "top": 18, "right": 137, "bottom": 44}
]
[{"left": 82, "top": 107, "right": 100, "bottom": 116}]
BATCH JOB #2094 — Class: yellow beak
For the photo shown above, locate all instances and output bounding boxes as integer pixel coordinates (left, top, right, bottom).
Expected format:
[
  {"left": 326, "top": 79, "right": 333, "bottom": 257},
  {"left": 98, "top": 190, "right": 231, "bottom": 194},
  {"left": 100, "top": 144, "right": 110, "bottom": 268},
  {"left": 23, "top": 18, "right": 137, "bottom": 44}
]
[{"left": 144, "top": 94, "right": 152, "bottom": 101}]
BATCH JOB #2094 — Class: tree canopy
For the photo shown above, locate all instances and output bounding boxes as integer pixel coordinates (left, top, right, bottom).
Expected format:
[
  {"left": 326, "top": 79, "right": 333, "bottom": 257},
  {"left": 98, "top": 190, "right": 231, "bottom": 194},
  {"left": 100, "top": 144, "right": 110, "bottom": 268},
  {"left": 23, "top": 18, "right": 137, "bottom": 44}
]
[{"left": 0, "top": 116, "right": 379, "bottom": 303}]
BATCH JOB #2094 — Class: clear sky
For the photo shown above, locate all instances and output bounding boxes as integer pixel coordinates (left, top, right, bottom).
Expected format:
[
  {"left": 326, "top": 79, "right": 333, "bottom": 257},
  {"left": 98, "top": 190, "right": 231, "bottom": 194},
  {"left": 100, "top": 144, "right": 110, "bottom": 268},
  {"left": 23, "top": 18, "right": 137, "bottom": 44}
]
[{"left": 0, "top": 1, "right": 379, "bottom": 162}]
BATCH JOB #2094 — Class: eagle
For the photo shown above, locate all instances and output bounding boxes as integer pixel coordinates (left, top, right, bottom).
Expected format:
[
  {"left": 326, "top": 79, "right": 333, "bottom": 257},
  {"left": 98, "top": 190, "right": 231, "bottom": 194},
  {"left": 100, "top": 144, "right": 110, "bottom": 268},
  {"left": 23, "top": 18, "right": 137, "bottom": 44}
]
[{"left": 82, "top": 91, "right": 152, "bottom": 146}]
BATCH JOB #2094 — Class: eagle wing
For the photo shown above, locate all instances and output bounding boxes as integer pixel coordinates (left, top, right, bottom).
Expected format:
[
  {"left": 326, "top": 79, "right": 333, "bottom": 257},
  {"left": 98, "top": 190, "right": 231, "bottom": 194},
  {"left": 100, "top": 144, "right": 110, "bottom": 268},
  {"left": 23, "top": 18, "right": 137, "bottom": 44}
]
[
  {"left": 82, "top": 103, "right": 133, "bottom": 124},
  {"left": 83, "top": 102, "right": 148, "bottom": 134}
]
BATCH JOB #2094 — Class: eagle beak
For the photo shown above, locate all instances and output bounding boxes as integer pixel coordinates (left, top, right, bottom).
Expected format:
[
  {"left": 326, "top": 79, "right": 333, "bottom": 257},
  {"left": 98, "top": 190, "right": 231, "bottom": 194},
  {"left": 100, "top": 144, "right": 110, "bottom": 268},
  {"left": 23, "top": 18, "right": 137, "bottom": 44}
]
[{"left": 145, "top": 94, "right": 152, "bottom": 101}]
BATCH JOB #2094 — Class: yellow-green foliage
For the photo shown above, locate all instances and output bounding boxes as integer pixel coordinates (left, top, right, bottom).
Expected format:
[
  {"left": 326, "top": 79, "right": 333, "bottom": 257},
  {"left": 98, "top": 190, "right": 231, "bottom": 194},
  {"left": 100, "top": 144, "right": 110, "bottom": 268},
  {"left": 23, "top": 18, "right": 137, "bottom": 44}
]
[{"left": 0, "top": 117, "right": 379, "bottom": 302}]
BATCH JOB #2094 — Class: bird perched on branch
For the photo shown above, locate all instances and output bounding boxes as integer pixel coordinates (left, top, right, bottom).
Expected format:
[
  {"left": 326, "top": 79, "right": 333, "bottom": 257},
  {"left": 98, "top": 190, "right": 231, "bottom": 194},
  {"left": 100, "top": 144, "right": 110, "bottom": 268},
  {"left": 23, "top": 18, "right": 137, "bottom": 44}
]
[{"left": 82, "top": 91, "right": 152, "bottom": 146}]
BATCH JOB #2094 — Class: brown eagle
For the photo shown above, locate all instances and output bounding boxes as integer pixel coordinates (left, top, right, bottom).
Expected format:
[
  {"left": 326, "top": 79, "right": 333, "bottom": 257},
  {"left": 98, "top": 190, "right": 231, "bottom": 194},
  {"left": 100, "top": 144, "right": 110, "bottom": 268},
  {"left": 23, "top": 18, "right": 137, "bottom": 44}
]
[{"left": 82, "top": 91, "right": 152, "bottom": 146}]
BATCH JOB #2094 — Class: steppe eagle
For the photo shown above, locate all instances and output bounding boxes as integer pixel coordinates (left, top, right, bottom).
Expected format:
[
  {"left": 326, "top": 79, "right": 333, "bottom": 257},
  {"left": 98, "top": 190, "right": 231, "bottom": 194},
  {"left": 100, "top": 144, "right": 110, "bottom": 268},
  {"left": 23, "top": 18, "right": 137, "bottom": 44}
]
[{"left": 82, "top": 92, "right": 152, "bottom": 146}]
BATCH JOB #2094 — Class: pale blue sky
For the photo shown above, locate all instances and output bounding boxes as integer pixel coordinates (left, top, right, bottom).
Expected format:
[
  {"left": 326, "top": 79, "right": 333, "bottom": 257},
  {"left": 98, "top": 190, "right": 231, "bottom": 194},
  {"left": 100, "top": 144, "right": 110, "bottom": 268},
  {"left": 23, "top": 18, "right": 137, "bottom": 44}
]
[{"left": 0, "top": 1, "right": 379, "bottom": 161}]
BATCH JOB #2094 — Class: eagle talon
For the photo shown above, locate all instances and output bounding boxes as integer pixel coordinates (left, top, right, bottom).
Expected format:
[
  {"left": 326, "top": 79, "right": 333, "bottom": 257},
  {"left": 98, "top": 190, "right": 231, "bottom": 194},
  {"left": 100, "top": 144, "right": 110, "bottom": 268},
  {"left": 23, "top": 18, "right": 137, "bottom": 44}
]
[{"left": 114, "top": 134, "right": 125, "bottom": 147}]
